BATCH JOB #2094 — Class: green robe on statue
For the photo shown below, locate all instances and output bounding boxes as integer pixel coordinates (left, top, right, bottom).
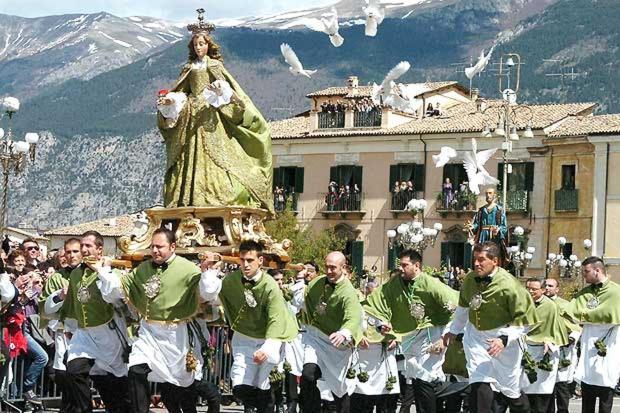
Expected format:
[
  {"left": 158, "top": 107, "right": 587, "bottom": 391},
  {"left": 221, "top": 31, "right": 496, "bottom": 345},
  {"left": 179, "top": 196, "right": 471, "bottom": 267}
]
[
  {"left": 219, "top": 271, "right": 298, "bottom": 341},
  {"left": 364, "top": 273, "right": 458, "bottom": 341},
  {"left": 303, "top": 275, "right": 364, "bottom": 344},
  {"left": 158, "top": 56, "right": 273, "bottom": 212}
]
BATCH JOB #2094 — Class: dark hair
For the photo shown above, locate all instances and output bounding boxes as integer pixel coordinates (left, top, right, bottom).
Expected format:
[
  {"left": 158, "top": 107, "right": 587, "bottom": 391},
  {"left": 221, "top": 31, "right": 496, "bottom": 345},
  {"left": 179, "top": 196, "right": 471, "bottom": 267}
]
[
  {"left": 153, "top": 228, "right": 176, "bottom": 245},
  {"left": 21, "top": 238, "right": 38, "bottom": 247},
  {"left": 267, "top": 269, "right": 282, "bottom": 278},
  {"left": 8, "top": 250, "right": 27, "bottom": 265},
  {"left": 398, "top": 249, "right": 422, "bottom": 265},
  {"left": 188, "top": 33, "right": 223, "bottom": 62},
  {"left": 64, "top": 237, "right": 81, "bottom": 249},
  {"left": 582, "top": 256, "right": 605, "bottom": 271},
  {"left": 473, "top": 242, "right": 500, "bottom": 260},
  {"left": 81, "top": 231, "right": 104, "bottom": 248},
  {"left": 526, "top": 277, "right": 544, "bottom": 287},
  {"left": 239, "top": 240, "right": 263, "bottom": 254},
  {"left": 304, "top": 261, "right": 319, "bottom": 272}
]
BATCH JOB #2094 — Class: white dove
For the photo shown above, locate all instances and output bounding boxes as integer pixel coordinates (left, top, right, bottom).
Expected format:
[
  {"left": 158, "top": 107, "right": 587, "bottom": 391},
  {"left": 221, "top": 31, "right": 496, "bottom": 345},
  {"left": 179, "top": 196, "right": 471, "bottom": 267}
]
[
  {"left": 465, "top": 46, "right": 495, "bottom": 80},
  {"left": 363, "top": 0, "right": 385, "bottom": 37},
  {"left": 280, "top": 43, "right": 317, "bottom": 78},
  {"left": 371, "top": 61, "right": 411, "bottom": 106},
  {"left": 432, "top": 146, "right": 458, "bottom": 168},
  {"left": 300, "top": 7, "right": 344, "bottom": 47},
  {"left": 463, "top": 138, "right": 499, "bottom": 195}
]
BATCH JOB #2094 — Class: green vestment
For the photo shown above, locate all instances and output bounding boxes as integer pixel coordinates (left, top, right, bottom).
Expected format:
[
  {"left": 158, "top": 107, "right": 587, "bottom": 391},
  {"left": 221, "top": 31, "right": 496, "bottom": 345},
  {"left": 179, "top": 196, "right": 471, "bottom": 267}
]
[
  {"left": 219, "top": 271, "right": 298, "bottom": 341},
  {"left": 158, "top": 57, "right": 273, "bottom": 212},
  {"left": 303, "top": 275, "right": 363, "bottom": 344},
  {"left": 364, "top": 273, "right": 458, "bottom": 341},
  {"left": 121, "top": 256, "right": 202, "bottom": 322},
  {"left": 458, "top": 268, "right": 538, "bottom": 331},
  {"left": 564, "top": 279, "right": 620, "bottom": 324},
  {"left": 527, "top": 295, "right": 569, "bottom": 346},
  {"left": 62, "top": 265, "right": 116, "bottom": 328},
  {"left": 39, "top": 268, "right": 71, "bottom": 327}
]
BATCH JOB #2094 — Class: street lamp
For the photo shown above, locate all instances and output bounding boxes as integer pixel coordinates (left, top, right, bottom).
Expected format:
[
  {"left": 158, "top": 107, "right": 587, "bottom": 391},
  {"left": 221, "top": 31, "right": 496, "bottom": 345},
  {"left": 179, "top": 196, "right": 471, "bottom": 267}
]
[
  {"left": 387, "top": 198, "right": 442, "bottom": 253},
  {"left": 545, "top": 237, "right": 592, "bottom": 278},
  {"left": 0, "top": 96, "right": 39, "bottom": 232}
]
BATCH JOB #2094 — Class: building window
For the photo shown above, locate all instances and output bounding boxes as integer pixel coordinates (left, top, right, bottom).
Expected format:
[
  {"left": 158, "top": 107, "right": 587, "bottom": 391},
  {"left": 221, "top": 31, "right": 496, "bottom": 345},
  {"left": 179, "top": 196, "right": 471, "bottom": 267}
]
[
  {"left": 561, "top": 165, "right": 576, "bottom": 190},
  {"left": 497, "top": 162, "right": 534, "bottom": 212},
  {"left": 389, "top": 164, "right": 425, "bottom": 210},
  {"left": 443, "top": 164, "right": 468, "bottom": 189},
  {"left": 273, "top": 167, "right": 303, "bottom": 212},
  {"left": 325, "top": 165, "right": 363, "bottom": 212}
]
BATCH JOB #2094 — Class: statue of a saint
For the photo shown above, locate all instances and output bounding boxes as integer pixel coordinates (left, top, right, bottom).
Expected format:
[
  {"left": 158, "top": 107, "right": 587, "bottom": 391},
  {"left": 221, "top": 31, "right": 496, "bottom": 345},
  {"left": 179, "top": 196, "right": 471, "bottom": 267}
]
[
  {"left": 469, "top": 187, "right": 508, "bottom": 256},
  {"left": 156, "top": 10, "right": 273, "bottom": 213}
]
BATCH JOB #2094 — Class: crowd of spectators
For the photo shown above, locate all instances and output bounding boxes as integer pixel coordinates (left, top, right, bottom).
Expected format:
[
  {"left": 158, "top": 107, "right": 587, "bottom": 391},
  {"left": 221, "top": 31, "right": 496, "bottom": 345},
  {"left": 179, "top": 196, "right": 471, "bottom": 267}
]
[
  {"left": 325, "top": 181, "right": 362, "bottom": 212},
  {"left": 438, "top": 178, "right": 477, "bottom": 211},
  {"left": 273, "top": 186, "right": 298, "bottom": 212},
  {"left": 390, "top": 180, "right": 417, "bottom": 210}
]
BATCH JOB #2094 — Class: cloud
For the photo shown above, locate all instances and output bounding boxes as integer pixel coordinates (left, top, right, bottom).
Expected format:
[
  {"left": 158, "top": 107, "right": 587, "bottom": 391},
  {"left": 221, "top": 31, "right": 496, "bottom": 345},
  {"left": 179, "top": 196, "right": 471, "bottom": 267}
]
[{"left": 2, "top": 0, "right": 338, "bottom": 21}]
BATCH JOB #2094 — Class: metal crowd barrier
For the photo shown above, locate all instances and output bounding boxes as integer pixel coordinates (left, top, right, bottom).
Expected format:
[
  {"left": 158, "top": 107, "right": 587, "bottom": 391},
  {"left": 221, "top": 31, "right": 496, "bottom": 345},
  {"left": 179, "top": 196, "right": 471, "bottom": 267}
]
[{"left": 1, "top": 325, "right": 234, "bottom": 410}]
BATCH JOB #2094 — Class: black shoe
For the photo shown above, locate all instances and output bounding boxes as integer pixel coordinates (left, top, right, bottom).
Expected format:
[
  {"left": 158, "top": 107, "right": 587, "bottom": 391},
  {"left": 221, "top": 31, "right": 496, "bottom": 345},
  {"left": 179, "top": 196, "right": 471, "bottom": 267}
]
[{"left": 23, "top": 390, "right": 43, "bottom": 406}]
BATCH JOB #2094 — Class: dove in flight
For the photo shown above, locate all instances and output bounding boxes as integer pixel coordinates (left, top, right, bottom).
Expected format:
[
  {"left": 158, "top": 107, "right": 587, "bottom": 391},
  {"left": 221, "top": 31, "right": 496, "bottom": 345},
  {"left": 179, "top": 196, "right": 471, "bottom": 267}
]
[
  {"left": 465, "top": 46, "right": 495, "bottom": 80},
  {"left": 463, "top": 138, "right": 499, "bottom": 194},
  {"left": 280, "top": 43, "right": 317, "bottom": 78},
  {"left": 432, "top": 147, "right": 458, "bottom": 168},
  {"left": 363, "top": 0, "right": 385, "bottom": 37},
  {"left": 371, "top": 61, "right": 411, "bottom": 106},
  {"left": 300, "top": 7, "right": 344, "bottom": 47}
]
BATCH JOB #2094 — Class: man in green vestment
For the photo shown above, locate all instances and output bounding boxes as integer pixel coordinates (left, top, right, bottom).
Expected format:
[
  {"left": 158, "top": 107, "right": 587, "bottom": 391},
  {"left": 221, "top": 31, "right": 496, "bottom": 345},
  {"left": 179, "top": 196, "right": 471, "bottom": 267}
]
[
  {"left": 364, "top": 249, "right": 458, "bottom": 413},
  {"left": 200, "top": 240, "right": 298, "bottom": 413},
  {"left": 443, "top": 242, "right": 537, "bottom": 413},
  {"left": 60, "top": 231, "right": 131, "bottom": 413},
  {"left": 521, "top": 278, "right": 569, "bottom": 413},
  {"left": 295, "top": 251, "right": 364, "bottom": 413},
  {"left": 563, "top": 256, "right": 620, "bottom": 413},
  {"left": 40, "top": 237, "right": 82, "bottom": 412}
]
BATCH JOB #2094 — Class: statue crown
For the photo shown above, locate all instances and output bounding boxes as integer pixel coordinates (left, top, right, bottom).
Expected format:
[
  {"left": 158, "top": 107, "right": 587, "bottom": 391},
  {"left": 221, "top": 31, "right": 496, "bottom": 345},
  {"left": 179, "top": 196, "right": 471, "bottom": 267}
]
[{"left": 187, "top": 8, "right": 215, "bottom": 35}]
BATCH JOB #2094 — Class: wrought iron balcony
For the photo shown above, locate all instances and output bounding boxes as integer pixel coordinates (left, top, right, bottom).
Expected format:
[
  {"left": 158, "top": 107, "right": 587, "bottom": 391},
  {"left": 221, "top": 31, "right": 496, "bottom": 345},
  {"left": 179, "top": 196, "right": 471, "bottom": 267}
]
[
  {"left": 320, "top": 191, "right": 365, "bottom": 217},
  {"left": 555, "top": 189, "right": 579, "bottom": 212},
  {"left": 505, "top": 190, "right": 529, "bottom": 213},
  {"left": 435, "top": 191, "right": 477, "bottom": 214},
  {"left": 318, "top": 112, "right": 345, "bottom": 129},
  {"left": 273, "top": 192, "right": 299, "bottom": 213},
  {"left": 389, "top": 190, "right": 424, "bottom": 212},
  {"left": 353, "top": 110, "right": 382, "bottom": 127}
]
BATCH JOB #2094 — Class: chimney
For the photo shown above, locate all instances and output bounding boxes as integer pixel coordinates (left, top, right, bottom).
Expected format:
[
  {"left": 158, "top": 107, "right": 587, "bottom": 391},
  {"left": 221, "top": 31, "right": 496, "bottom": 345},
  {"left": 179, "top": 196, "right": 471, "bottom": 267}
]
[
  {"left": 347, "top": 76, "right": 359, "bottom": 90},
  {"left": 471, "top": 88, "right": 480, "bottom": 101}
]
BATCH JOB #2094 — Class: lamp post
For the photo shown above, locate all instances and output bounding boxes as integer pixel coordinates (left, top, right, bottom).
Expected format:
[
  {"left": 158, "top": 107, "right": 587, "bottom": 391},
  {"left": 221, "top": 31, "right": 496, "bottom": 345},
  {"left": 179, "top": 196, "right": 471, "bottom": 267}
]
[
  {"left": 480, "top": 53, "right": 534, "bottom": 208},
  {"left": 507, "top": 225, "right": 535, "bottom": 277},
  {"left": 386, "top": 198, "right": 442, "bottom": 254},
  {"left": 545, "top": 237, "right": 592, "bottom": 278},
  {"left": 0, "top": 97, "right": 39, "bottom": 233}
]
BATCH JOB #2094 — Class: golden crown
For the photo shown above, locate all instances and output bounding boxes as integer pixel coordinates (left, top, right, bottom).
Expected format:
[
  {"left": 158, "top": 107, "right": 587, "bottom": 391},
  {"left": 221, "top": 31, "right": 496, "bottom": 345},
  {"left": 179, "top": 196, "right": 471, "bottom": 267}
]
[{"left": 187, "top": 8, "right": 215, "bottom": 35}]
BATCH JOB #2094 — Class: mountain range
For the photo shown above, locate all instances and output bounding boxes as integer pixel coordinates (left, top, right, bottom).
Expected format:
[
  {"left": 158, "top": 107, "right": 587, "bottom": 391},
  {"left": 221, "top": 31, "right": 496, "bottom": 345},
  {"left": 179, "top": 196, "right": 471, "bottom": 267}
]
[{"left": 1, "top": 0, "right": 618, "bottom": 230}]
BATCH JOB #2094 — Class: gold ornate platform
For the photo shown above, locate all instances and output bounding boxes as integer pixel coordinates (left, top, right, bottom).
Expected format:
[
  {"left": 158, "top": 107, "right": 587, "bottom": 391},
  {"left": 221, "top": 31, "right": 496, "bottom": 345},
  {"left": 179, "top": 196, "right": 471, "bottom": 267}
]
[{"left": 118, "top": 206, "right": 292, "bottom": 265}]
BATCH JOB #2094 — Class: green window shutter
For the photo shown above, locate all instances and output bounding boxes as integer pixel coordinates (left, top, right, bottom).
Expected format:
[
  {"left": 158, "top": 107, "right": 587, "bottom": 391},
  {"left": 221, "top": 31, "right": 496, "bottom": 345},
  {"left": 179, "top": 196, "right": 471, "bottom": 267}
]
[
  {"left": 330, "top": 166, "right": 339, "bottom": 184},
  {"left": 442, "top": 164, "right": 451, "bottom": 182},
  {"left": 353, "top": 166, "right": 363, "bottom": 190},
  {"left": 272, "top": 167, "right": 281, "bottom": 190},
  {"left": 413, "top": 164, "right": 425, "bottom": 191},
  {"left": 351, "top": 240, "right": 364, "bottom": 275},
  {"left": 389, "top": 165, "right": 399, "bottom": 191},
  {"left": 463, "top": 242, "right": 473, "bottom": 270},
  {"left": 387, "top": 245, "right": 397, "bottom": 270},
  {"left": 525, "top": 162, "right": 534, "bottom": 191},
  {"left": 294, "top": 167, "right": 305, "bottom": 193},
  {"left": 440, "top": 242, "right": 450, "bottom": 267},
  {"left": 497, "top": 163, "right": 505, "bottom": 191}
]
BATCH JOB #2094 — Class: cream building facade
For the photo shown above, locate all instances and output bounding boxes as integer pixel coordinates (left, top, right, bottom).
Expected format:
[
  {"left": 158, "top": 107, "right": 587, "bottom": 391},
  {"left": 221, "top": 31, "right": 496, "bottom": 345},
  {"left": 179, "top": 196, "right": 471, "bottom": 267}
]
[{"left": 269, "top": 76, "right": 620, "bottom": 280}]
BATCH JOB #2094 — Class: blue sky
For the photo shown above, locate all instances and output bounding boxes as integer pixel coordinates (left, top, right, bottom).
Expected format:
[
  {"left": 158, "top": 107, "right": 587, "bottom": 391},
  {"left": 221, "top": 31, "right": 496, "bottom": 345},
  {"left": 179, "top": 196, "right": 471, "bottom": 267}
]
[{"left": 1, "top": 0, "right": 338, "bottom": 21}]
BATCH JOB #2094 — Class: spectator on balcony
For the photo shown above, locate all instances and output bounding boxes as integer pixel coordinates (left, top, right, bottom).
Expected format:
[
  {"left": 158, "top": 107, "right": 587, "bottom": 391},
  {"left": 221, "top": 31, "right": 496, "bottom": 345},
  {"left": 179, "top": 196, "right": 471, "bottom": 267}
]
[
  {"left": 392, "top": 181, "right": 401, "bottom": 194},
  {"left": 433, "top": 103, "right": 443, "bottom": 116},
  {"left": 426, "top": 103, "right": 435, "bottom": 117},
  {"left": 406, "top": 181, "right": 414, "bottom": 194},
  {"left": 273, "top": 186, "right": 286, "bottom": 212},
  {"left": 443, "top": 178, "right": 455, "bottom": 210}
]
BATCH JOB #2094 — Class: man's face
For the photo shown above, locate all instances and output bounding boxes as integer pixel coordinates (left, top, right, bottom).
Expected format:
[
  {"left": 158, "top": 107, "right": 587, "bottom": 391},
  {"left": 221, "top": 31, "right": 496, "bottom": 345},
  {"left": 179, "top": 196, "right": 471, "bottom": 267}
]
[
  {"left": 582, "top": 264, "right": 601, "bottom": 284},
  {"left": 151, "top": 233, "right": 175, "bottom": 265},
  {"left": 272, "top": 273, "right": 284, "bottom": 289},
  {"left": 239, "top": 250, "right": 263, "bottom": 278},
  {"left": 304, "top": 264, "right": 317, "bottom": 282},
  {"left": 526, "top": 281, "right": 544, "bottom": 301},
  {"left": 485, "top": 189, "right": 496, "bottom": 204},
  {"left": 400, "top": 256, "right": 420, "bottom": 280},
  {"left": 58, "top": 249, "right": 67, "bottom": 267},
  {"left": 64, "top": 242, "right": 82, "bottom": 268},
  {"left": 81, "top": 235, "right": 103, "bottom": 259},
  {"left": 325, "top": 255, "right": 344, "bottom": 283},
  {"left": 544, "top": 279, "right": 559, "bottom": 297},
  {"left": 23, "top": 241, "right": 40, "bottom": 261},
  {"left": 473, "top": 250, "right": 498, "bottom": 277}
]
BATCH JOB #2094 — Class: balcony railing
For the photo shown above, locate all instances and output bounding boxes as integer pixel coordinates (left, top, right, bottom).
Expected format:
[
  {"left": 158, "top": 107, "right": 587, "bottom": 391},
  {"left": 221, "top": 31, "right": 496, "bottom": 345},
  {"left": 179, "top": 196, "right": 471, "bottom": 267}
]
[
  {"left": 318, "top": 112, "right": 345, "bottom": 129},
  {"left": 435, "top": 191, "right": 477, "bottom": 213},
  {"left": 274, "top": 192, "right": 299, "bottom": 213},
  {"left": 555, "top": 189, "right": 578, "bottom": 211},
  {"left": 320, "top": 191, "right": 364, "bottom": 214},
  {"left": 504, "top": 190, "right": 529, "bottom": 213},
  {"left": 390, "top": 190, "right": 424, "bottom": 211},
  {"left": 353, "top": 110, "right": 382, "bottom": 127}
]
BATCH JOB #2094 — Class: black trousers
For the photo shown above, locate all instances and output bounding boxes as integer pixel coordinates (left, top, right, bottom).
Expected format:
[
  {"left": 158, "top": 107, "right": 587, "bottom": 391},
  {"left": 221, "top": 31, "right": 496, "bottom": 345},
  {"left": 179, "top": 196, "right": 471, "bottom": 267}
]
[
  {"left": 194, "top": 379, "right": 221, "bottom": 413},
  {"left": 413, "top": 378, "right": 437, "bottom": 413},
  {"left": 528, "top": 393, "right": 553, "bottom": 413},
  {"left": 233, "top": 384, "right": 272, "bottom": 413},
  {"left": 397, "top": 373, "right": 416, "bottom": 413},
  {"left": 65, "top": 357, "right": 130, "bottom": 413},
  {"left": 350, "top": 393, "right": 397, "bottom": 413},
  {"left": 128, "top": 363, "right": 198, "bottom": 413},
  {"left": 299, "top": 363, "right": 350, "bottom": 413},
  {"left": 270, "top": 372, "right": 298, "bottom": 412},
  {"left": 546, "top": 381, "right": 572, "bottom": 413},
  {"left": 470, "top": 382, "right": 529, "bottom": 413},
  {"left": 581, "top": 382, "right": 614, "bottom": 413},
  {"left": 54, "top": 368, "right": 72, "bottom": 410}
]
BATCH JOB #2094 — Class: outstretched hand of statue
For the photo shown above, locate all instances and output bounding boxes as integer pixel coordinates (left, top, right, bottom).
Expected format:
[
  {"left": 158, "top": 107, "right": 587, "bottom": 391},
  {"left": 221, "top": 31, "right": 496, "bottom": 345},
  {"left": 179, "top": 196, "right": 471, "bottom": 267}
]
[{"left": 157, "top": 96, "right": 174, "bottom": 106}]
